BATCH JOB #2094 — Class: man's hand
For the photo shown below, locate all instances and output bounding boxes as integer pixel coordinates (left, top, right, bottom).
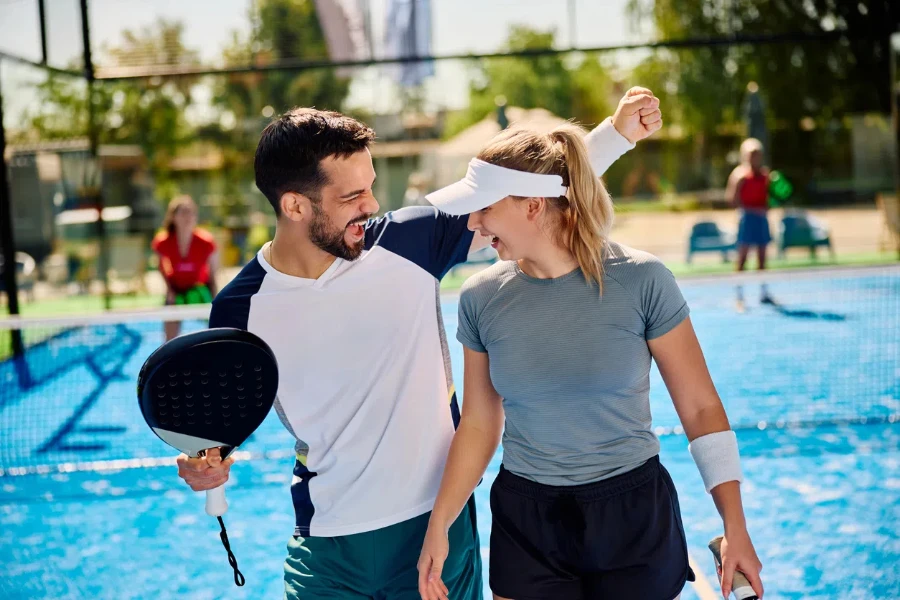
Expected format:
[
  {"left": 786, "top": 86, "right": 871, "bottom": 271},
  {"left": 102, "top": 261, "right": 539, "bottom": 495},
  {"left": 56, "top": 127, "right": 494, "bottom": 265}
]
[
  {"left": 176, "top": 447, "right": 234, "bottom": 491},
  {"left": 611, "top": 86, "right": 663, "bottom": 144}
]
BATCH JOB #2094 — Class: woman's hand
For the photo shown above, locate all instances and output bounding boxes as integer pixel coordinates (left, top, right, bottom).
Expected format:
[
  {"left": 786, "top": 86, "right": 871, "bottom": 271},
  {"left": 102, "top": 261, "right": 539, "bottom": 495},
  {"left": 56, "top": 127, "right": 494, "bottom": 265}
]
[
  {"left": 417, "top": 522, "right": 451, "bottom": 600},
  {"left": 718, "top": 529, "right": 763, "bottom": 599},
  {"left": 611, "top": 86, "right": 662, "bottom": 144}
]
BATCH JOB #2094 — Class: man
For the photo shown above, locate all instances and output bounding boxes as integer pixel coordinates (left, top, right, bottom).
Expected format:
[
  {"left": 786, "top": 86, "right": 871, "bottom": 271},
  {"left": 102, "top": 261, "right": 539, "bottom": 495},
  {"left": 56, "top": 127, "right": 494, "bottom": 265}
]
[{"left": 177, "top": 88, "right": 662, "bottom": 599}]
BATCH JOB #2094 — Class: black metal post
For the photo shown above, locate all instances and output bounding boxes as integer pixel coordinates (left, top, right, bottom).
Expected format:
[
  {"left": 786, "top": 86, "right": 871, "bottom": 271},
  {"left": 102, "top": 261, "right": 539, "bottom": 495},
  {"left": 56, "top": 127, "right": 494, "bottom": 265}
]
[
  {"left": 78, "top": 0, "right": 110, "bottom": 309},
  {"left": 892, "top": 32, "right": 900, "bottom": 202},
  {"left": 38, "top": 0, "right": 48, "bottom": 65},
  {"left": 0, "top": 65, "right": 25, "bottom": 357}
]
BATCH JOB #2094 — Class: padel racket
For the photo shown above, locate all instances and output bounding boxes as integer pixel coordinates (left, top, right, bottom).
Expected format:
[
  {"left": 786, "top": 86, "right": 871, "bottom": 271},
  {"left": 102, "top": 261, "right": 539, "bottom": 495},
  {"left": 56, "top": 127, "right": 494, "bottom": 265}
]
[
  {"left": 709, "top": 535, "right": 758, "bottom": 599},
  {"left": 137, "top": 328, "right": 279, "bottom": 586}
]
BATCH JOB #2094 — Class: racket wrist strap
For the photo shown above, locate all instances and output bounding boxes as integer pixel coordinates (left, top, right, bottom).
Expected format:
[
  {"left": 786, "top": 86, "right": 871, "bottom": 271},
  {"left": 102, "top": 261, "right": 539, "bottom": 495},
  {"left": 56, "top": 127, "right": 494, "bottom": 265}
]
[
  {"left": 217, "top": 516, "right": 245, "bottom": 586},
  {"left": 689, "top": 430, "right": 744, "bottom": 493}
]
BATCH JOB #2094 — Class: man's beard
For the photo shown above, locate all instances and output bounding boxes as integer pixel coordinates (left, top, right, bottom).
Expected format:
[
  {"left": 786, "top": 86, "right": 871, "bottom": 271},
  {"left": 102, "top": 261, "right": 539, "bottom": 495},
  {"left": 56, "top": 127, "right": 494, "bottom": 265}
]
[{"left": 309, "top": 202, "right": 370, "bottom": 261}]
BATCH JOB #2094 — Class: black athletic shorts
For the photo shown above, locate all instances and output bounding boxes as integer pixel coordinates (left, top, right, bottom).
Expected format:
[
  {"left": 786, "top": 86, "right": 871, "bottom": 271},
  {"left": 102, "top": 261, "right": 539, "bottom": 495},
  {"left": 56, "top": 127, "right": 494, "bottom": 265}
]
[{"left": 489, "top": 456, "right": 695, "bottom": 600}]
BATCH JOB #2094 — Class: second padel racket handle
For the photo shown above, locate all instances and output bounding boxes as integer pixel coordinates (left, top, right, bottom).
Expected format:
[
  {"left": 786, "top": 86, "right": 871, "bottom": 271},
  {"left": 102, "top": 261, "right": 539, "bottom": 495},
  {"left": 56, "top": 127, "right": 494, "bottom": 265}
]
[
  {"left": 708, "top": 535, "right": 758, "bottom": 600},
  {"left": 206, "top": 485, "right": 228, "bottom": 517}
]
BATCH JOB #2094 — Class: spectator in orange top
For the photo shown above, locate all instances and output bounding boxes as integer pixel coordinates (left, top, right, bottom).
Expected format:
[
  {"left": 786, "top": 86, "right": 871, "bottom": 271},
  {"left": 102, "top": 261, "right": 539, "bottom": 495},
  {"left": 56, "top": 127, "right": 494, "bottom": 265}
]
[{"left": 152, "top": 195, "right": 218, "bottom": 340}]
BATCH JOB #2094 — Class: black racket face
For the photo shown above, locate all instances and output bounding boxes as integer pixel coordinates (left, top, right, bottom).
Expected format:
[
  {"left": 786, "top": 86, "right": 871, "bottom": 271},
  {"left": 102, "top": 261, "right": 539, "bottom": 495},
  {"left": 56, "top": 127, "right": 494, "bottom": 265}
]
[{"left": 137, "top": 328, "right": 279, "bottom": 457}]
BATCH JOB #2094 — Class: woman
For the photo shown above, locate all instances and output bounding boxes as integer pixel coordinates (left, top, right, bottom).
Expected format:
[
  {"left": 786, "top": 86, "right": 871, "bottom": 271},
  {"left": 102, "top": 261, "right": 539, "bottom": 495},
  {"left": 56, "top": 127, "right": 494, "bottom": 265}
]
[
  {"left": 726, "top": 137, "right": 775, "bottom": 311},
  {"left": 152, "top": 194, "right": 218, "bottom": 340},
  {"left": 416, "top": 126, "right": 763, "bottom": 600}
]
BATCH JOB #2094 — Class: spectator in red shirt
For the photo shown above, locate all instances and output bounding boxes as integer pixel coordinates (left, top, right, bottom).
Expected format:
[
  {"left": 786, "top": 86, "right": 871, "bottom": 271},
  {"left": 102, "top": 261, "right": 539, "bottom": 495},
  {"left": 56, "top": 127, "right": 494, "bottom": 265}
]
[
  {"left": 152, "top": 195, "right": 218, "bottom": 340},
  {"left": 725, "top": 138, "right": 774, "bottom": 311}
]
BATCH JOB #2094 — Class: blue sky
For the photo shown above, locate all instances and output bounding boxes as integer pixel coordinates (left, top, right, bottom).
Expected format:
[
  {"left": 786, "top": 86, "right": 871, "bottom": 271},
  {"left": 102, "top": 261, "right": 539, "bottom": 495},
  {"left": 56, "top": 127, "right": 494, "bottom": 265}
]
[{"left": 1, "top": 0, "right": 643, "bottom": 125}]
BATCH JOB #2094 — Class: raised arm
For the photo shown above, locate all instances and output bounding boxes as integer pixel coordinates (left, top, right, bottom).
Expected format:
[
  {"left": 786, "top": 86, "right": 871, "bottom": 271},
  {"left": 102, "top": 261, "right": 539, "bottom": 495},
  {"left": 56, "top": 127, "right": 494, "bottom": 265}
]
[
  {"left": 469, "top": 87, "right": 662, "bottom": 255},
  {"left": 417, "top": 347, "right": 504, "bottom": 600},
  {"left": 585, "top": 86, "right": 662, "bottom": 176},
  {"left": 648, "top": 317, "right": 764, "bottom": 599}
]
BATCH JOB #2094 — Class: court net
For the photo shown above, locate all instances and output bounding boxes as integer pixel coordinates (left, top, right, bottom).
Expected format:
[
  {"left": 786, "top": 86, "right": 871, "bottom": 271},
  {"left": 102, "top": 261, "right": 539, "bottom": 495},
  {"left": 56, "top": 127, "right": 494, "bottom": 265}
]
[{"left": 0, "top": 265, "right": 897, "bottom": 476}]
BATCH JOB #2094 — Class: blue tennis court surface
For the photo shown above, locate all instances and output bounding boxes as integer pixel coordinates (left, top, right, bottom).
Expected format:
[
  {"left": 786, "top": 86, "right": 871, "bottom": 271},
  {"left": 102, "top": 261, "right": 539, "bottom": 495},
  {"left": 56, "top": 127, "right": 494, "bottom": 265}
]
[{"left": 1, "top": 267, "right": 898, "bottom": 599}]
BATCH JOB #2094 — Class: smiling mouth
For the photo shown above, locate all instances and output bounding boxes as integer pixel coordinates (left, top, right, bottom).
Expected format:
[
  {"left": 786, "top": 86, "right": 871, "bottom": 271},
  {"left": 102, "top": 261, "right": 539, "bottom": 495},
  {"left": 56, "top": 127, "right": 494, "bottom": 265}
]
[{"left": 346, "top": 222, "right": 365, "bottom": 238}]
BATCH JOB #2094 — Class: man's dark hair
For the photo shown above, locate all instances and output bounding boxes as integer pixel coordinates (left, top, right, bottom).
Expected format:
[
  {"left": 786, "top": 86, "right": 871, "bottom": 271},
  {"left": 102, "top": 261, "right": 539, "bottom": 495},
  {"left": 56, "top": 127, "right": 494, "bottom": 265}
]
[{"left": 254, "top": 108, "right": 375, "bottom": 215}]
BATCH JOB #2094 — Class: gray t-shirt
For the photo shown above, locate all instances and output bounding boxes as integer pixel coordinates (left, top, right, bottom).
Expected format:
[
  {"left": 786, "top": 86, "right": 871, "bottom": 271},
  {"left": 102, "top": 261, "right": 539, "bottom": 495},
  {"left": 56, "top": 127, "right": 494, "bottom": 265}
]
[{"left": 457, "top": 242, "right": 690, "bottom": 486}]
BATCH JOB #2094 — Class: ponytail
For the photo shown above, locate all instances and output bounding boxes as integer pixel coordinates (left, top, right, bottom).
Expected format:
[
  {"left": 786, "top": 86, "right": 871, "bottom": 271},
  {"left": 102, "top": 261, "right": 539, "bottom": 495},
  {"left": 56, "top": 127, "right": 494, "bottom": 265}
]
[{"left": 549, "top": 125, "right": 614, "bottom": 289}]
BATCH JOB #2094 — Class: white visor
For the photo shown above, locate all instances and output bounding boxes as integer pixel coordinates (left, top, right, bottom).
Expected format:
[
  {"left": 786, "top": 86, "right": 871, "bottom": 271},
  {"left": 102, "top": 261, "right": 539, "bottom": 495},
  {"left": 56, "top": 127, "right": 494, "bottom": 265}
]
[{"left": 425, "top": 158, "right": 567, "bottom": 216}]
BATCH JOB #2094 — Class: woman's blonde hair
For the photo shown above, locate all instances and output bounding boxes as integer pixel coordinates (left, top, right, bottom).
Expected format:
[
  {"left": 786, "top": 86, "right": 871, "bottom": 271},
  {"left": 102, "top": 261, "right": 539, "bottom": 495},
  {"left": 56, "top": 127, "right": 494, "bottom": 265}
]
[
  {"left": 162, "top": 194, "right": 197, "bottom": 234},
  {"left": 476, "top": 124, "right": 614, "bottom": 288},
  {"left": 740, "top": 138, "right": 764, "bottom": 162}
]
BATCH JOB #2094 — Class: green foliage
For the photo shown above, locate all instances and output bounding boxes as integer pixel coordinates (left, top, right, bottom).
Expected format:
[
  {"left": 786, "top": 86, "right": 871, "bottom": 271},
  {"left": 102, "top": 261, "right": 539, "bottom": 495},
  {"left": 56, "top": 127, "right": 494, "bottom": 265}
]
[
  {"left": 215, "top": 0, "right": 351, "bottom": 121},
  {"left": 625, "top": 0, "right": 897, "bottom": 135}
]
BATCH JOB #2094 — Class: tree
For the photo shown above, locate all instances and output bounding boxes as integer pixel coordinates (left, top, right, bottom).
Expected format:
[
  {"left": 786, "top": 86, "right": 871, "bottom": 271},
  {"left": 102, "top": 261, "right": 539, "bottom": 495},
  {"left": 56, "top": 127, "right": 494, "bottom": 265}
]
[
  {"left": 444, "top": 26, "right": 615, "bottom": 138},
  {"left": 625, "top": 0, "right": 900, "bottom": 134},
  {"left": 20, "top": 18, "right": 199, "bottom": 179},
  {"left": 202, "top": 0, "right": 354, "bottom": 222},
  {"left": 214, "top": 0, "right": 351, "bottom": 125}
]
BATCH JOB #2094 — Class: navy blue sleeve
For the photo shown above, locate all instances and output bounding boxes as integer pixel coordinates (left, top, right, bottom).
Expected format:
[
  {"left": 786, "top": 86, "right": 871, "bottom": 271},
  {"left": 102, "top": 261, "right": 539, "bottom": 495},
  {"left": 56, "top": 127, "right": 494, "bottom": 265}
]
[
  {"left": 364, "top": 206, "right": 474, "bottom": 280},
  {"left": 208, "top": 259, "right": 266, "bottom": 329}
]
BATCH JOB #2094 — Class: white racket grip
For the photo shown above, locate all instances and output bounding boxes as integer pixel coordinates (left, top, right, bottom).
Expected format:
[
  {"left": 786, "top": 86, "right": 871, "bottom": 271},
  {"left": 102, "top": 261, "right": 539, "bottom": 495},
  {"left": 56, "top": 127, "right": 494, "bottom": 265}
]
[{"left": 205, "top": 485, "right": 228, "bottom": 517}]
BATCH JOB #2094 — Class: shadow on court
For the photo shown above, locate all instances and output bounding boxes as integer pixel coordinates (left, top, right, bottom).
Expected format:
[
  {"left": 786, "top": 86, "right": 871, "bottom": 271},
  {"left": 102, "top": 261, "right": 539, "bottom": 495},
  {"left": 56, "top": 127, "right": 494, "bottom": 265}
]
[{"left": 764, "top": 299, "right": 847, "bottom": 321}]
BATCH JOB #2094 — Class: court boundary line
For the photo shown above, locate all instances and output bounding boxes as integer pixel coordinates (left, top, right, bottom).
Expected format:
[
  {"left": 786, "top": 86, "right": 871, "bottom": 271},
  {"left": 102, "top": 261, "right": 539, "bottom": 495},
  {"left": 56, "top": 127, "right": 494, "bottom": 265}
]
[
  {"left": 0, "top": 449, "right": 295, "bottom": 477},
  {"left": 440, "top": 263, "right": 900, "bottom": 302},
  {"left": 4, "top": 413, "right": 898, "bottom": 476},
  {"left": 0, "top": 305, "right": 211, "bottom": 329},
  {"left": 674, "top": 262, "right": 900, "bottom": 285},
  {"left": 689, "top": 552, "right": 719, "bottom": 600}
]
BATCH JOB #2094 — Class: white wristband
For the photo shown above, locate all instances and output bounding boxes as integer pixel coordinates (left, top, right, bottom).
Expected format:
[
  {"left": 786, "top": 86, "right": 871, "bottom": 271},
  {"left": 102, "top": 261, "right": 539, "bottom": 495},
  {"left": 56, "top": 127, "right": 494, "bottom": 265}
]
[{"left": 688, "top": 430, "right": 744, "bottom": 493}]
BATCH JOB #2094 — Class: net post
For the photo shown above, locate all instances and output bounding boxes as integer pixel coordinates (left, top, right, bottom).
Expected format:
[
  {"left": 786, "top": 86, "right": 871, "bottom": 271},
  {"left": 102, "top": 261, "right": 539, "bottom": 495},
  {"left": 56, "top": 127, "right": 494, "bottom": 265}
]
[
  {"left": 0, "top": 61, "right": 25, "bottom": 358},
  {"left": 892, "top": 31, "right": 900, "bottom": 206},
  {"left": 38, "top": 0, "right": 49, "bottom": 66},
  {"left": 78, "top": 0, "right": 111, "bottom": 310}
]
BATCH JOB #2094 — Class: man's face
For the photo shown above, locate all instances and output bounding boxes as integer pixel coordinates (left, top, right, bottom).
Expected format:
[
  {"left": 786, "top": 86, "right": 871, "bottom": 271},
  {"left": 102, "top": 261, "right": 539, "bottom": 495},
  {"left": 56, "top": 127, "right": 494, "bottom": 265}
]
[{"left": 309, "top": 150, "right": 379, "bottom": 261}]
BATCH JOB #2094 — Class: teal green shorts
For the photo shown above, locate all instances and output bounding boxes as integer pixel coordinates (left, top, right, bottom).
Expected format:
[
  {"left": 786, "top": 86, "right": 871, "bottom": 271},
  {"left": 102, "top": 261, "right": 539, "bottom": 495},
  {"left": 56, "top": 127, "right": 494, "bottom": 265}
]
[{"left": 284, "top": 497, "right": 482, "bottom": 599}]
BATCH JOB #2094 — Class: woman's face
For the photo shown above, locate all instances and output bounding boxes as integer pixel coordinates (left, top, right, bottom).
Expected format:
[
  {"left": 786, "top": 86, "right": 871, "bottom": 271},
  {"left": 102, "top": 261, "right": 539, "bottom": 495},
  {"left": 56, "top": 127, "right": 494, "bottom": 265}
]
[
  {"left": 173, "top": 203, "right": 197, "bottom": 233},
  {"left": 748, "top": 149, "right": 763, "bottom": 171},
  {"left": 172, "top": 204, "right": 197, "bottom": 231},
  {"left": 467, "top": 196, "right": 540, "bottom": 261}
]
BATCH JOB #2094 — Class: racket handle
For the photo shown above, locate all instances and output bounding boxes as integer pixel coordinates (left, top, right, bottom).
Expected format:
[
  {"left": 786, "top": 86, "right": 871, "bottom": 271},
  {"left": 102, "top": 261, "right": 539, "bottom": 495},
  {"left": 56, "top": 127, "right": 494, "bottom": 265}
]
[
  {"left": 206, "top": 485, "right": 228, "bottom": 517},
  {"left": 708, "top": 535, "right": 758, "bottom": 600}
]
